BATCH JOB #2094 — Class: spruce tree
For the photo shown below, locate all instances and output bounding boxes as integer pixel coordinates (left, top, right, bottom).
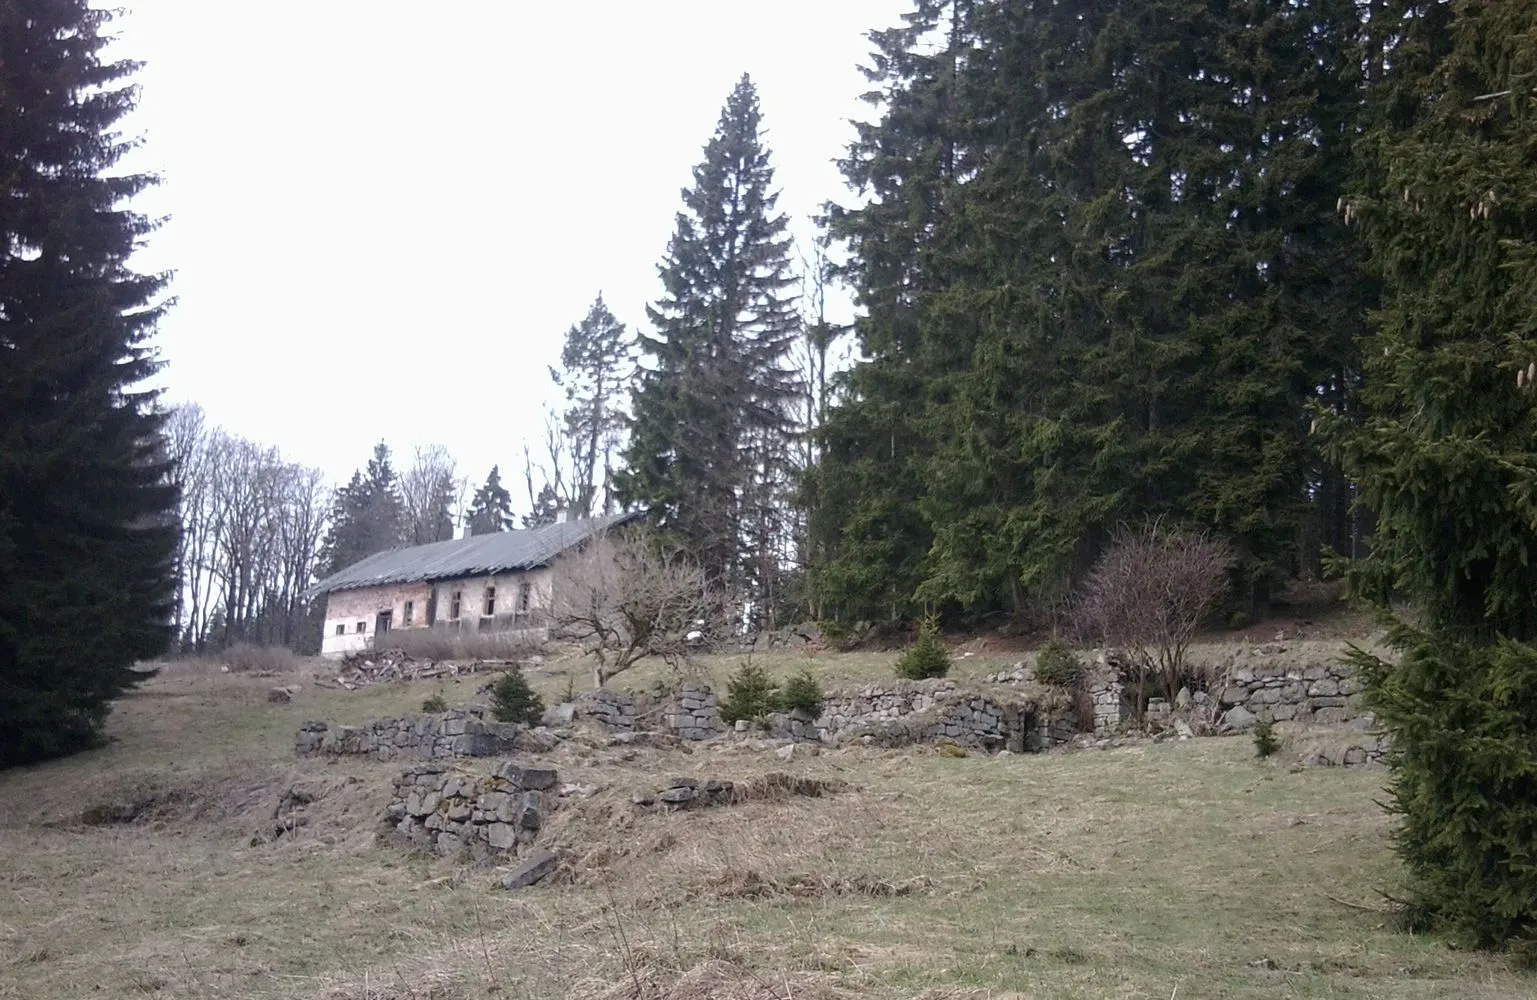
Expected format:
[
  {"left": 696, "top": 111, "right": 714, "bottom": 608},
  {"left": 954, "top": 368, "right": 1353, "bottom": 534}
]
[
  {"left": 1321, "top": 0, "right": 1537, "bottom": 951},
  {"left": 553, "top": 294, "right": 631, "bottom": 517},
  {"left": 0, "top": 1, "right": 179, "bottom": 765},
  {"left": 318, "top": 442, "right": 405, "bottom": 574},
  {"left": 466, "top": 466, "right": 514, "bottom": 535},
  {"left": 810, "top": 2, "right": 971, "bottom": 622},
  {"left": 618, "top": 74, "right": 801, "bottom": 595}
]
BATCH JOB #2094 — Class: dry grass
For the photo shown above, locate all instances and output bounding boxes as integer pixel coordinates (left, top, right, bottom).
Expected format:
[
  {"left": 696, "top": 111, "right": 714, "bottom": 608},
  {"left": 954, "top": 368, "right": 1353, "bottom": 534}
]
[
  {"left": 0, "top": 647, "right": 1528, "bottom": 1000},
  {"left": 386, "top": 628, "right": 544, "bottom": 663}
]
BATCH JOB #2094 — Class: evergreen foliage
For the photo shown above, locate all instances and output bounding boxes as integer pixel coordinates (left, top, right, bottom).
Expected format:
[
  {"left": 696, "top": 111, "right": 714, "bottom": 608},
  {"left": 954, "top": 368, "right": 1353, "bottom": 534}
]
[
  {"left": 1318, "top": 0, "right": 1537, "bottom": 952},
  {"left": 490, "top": 668, "right": 544, "bottom": 726},
  {"left": 318, "top": 442, "right": 405, "bottom": 576},
  {"left": 1252, "top": 719, "right": 1280, "bottom": 759},
  {"left": 778, "top": 667, "right": 824, "bottom": 717},
  {"left": 420, "top": 692, "right": 448, "bottom": 714},
  {"left": 0, "top": 1, "right": 179, "bottom": 766},
  {"left": 466, "top": 465, "right": 514, "bottom": 536},
  {"left": 719, "top": 662, "right": 779, "bottom": 724},
  {"left": 553, "top": 295, "right": 632, "bottom": 518},
  {"left": 1033, "top": 637, "right": 1082, "bottom": 690},
  {"left": 813, "top": 0, "right": 1367, "bottom": 620},
  {"left": 895, "top": 615, "right": 950, "bottom": 680},
  {"left": 618, "top": 74, "right": 801, "bottom": 608}
]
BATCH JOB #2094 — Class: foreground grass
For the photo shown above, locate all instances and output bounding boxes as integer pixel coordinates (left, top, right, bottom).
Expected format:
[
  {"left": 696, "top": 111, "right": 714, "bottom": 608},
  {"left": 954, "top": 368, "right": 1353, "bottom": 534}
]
[{"left": 0, "top": 661, "right": 1523, "bottom": 999}]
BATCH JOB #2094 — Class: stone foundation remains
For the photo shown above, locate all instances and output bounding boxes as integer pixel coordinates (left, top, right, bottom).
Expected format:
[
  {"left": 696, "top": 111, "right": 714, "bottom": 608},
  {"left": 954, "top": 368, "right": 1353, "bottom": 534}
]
[
  {"left": 387, "top": 761, "right": 558, "bottom": 860},
  {"left": 812, "top": 679, "right": 1071, "bottom": 752},
  {"left": 295, "top": 709, "right": 532, "bottom": 761},
  {"left": 665, "top": 682, "right": 721, "bottom": 741}
]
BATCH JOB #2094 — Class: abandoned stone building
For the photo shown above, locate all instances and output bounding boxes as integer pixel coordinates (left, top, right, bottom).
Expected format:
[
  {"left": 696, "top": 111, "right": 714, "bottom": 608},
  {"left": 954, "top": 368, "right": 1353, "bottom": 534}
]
[{"left": 309, "top": 512, "right": 639, "bottom": 658}]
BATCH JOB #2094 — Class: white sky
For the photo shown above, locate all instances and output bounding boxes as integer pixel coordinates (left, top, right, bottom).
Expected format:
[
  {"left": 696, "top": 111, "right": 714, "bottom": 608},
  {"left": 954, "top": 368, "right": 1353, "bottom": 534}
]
[{"left": 115, "top": 1, "right": 906, "bottom": 509}]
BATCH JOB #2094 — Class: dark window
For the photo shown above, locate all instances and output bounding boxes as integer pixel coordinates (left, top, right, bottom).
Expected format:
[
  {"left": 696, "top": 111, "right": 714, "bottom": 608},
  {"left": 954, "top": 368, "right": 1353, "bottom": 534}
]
[
  {"left": 517, "top": 581, "right": 531, "bottom": 613},
  {"left": 355, "top": 621, "right": 367, "bottom": 633},
  {"left": 450, "top": 591, "right": 462, "bottom": 619},
  {"left": 403, "top": 601, "right": 414, "bottom": 627},
  {"left": 484, "top": 586, "right": 496, "bottom": 617},
  {"left": 334, "top": 624, "right": 345, "bottom": 636}
]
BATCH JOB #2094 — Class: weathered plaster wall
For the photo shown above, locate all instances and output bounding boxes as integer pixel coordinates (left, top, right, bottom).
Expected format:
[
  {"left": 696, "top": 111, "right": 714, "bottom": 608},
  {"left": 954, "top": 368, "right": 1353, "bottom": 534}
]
[{"left": 319, "top": 567, "right": 556, "bottom": 658}]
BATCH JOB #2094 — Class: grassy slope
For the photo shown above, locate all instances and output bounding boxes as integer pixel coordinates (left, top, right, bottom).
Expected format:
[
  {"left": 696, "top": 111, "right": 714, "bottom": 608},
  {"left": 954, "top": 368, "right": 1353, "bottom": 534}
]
[{"left": 0, "top": 647, "right": 1524, "bottom": 1000}]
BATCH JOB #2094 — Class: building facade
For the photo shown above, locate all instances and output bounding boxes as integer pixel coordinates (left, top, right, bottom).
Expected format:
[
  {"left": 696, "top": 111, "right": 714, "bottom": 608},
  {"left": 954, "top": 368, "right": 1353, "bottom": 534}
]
[{"left": 308, "top": 513, "right": 637, "bottom": 659}]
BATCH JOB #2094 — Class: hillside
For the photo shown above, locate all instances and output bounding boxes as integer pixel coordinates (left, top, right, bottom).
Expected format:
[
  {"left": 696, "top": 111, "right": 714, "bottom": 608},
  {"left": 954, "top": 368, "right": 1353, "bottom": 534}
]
[{"left": 0, "top": 636, "right": 1525, "bottom": 1000}]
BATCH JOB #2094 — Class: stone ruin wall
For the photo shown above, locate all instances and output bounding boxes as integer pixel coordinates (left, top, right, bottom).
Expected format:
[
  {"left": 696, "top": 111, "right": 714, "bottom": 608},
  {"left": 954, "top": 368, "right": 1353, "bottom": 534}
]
[
  {"left": 812, "top": 679, "right": 1074, "bottom": 751},
  {"left": 298, "top": 646, "right": 1380, "bottom": 766},
  {"left": 295, "top": 710, "right": 527, "bottom": 761}
]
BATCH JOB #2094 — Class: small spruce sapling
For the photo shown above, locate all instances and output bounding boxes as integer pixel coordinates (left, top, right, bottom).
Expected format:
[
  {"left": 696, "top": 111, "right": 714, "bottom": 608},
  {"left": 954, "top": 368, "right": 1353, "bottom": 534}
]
[
  {"left": 719, "top": 662, "right": 779, "bottom": 725},
  {"left": 1253, "top": 719, "right": 1280, "bottom": 759},
  {"left": 491, "top": 668, "right": 545, "bottom": 726},
  {"left": 778, "top": 667, "right": 824, "bottom": 716},
  {"left": 421, "top": 691, "right": 449, "bottom": 713},
  {"left": 895, "top": 614, "right": 950, "bottom": 680},
  {"left": 1033, "top": 636, "right": 1083, "bottom": 689}
]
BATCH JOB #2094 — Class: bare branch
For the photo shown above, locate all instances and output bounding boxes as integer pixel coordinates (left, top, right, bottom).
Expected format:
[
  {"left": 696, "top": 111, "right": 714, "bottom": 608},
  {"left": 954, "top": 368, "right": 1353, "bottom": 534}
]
[{"left": 548, "top": 530, "right": 727, "bottom": 688}]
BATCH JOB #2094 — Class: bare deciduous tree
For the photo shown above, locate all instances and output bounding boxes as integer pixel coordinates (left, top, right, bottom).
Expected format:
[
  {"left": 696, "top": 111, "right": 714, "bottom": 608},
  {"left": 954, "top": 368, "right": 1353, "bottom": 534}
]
[
  {"left": 165, "top": 405, "right": 330, "bottom": 652},
  {"left": 548, "top": 531, "right": 725, "bottom": 688},
  {"left": 399, "top": 444, "right": 463, "bottom": 544},
  {"left": 1074, "top": 519, "right": 1235, "bottom": 707}
]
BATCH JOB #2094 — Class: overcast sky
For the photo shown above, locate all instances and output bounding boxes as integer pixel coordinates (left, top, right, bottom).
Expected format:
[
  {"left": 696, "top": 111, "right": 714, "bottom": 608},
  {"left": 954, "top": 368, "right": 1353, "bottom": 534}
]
[{"left": 117, "top": 1, "right": 908, "bottom": 511}]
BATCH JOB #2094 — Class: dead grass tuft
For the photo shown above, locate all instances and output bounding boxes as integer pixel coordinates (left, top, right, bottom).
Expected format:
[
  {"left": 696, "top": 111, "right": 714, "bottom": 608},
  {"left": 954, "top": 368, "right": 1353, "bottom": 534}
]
[
  {"left": 571, "top": 958, "right": 860, "bottom": 1000},
  {"left": 385, "top": 628, "right": 542, "bottom": 663},
  {"left": 642, "top": 868, "right": 935, "bottom": 908},
  {"left": 223, "top": 642, "right": 303, "bottom": 673}
]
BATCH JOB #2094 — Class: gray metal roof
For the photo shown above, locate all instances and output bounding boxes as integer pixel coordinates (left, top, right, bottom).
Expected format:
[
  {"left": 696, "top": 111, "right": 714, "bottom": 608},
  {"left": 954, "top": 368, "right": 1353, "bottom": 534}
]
[{"left": 307, "top": 511, "right": 642, "bottom": 597}]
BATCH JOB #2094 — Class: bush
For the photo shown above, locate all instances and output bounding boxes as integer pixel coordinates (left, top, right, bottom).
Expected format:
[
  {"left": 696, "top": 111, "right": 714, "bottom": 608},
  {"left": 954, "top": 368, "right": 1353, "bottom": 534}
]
[
  {"left": 1253, "top": 719, "right": 1280, "bottom": 758},
  {"left": 1033, "top": 636, "right": 1082, "bottom": 689},
  {"left": 895, "top": 615, "right": 950, "bottom": 680},
  {"left": 1351, "top": 628, "right": 1537, "bottom": 954},
  {"left": 490, "top": 668, "right": 545, "bottom": 726},
  {"left": 421, "top": 692, "right": 448, "bottom": 713},
  {"left": 223, "top": 643, "right": 300, "bottom": 673},
  {"left": 719, "top": 662, "right": 779, "bottom": 725},
  {"left": 778, "top": 667, "right": 824, "bottom": 717}
]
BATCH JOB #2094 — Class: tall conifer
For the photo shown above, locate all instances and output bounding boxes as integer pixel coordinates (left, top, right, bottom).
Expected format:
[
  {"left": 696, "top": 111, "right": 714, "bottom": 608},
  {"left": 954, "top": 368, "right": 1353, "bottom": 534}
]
[
  {"left": 0, "top": 1, "right": 179, "bottom": 764},
  {"left": 619, "top": 75, "right": 801, "bottom": 598}
]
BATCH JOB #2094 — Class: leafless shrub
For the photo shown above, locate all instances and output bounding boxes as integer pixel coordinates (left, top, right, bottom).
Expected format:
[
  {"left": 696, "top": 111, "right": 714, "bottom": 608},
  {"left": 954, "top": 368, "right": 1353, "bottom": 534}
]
[
  {"left": 221, "top": 643, "right": 300, "bottom": 673},
  {"left": 550, "top": 530, "right": 727, "bottom": 688},
  {"left": 1074, "top": 519, "right": 1235, "bottom": 709},
  {"left": 384, "top": 628, "right": 540, "bottom": 663}
]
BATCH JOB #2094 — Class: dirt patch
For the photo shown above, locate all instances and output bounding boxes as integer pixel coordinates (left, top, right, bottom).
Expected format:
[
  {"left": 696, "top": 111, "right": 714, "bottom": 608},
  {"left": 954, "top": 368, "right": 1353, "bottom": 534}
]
[{"left": 73, "top": 771, "right": 288, "bottom": 829}]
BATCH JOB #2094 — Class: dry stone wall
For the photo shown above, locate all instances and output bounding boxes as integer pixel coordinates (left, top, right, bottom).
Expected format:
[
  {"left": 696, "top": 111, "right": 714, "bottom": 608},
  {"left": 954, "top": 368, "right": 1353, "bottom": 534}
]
[
  {"left": 295, "top": 710, "right": 529, "bottom": 761},
  {"left": 813, "top": 679, "right": 1070, "bottom": 751},
  {"left": 1217, "top": 659, "right": 1365, "bottom": 726},
  {"left": 575, "top": 688, "right": 638, "bottom": 730},
  {"left": 387, "top": 761, "right": 558, "bottom": 860},
  {"left": 665, "top": 682, "right": 721, "bottom": 741}
]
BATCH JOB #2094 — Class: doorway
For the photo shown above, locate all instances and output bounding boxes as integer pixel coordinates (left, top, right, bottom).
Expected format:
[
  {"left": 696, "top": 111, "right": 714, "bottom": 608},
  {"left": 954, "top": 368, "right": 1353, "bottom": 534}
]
[{"left": 375, "top": 610, "right": 393, "bottom": 636}]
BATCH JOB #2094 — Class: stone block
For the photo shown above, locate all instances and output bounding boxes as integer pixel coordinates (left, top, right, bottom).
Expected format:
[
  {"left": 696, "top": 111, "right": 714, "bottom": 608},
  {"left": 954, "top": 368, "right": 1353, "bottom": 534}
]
[
  {"left": 436, "top": 832, "right": 465, "bottom": 856},
  {"left": 499, "top": 848, "right": 557, "bottom": 890},
  {"left": 659, "top": 786, "right": 694, "bottom": 805},
  {"left": 487, "top": 822, "right": 517, "bottom": 851},
  {"left": 1271, "top": 703, "right": 1297, "bottom": 722},
  {"left": 447, "top": 801, "right": 472, "bottom": 822},
  {"left": 498, "top": 764, "right": 558, "bottom": 790},
  {"left": 1309, "top": 696, "right": 1348, "bottom": 709},
  {"left": 1307, "top": 679, "right": 1339, "bottom": 697},
  {"left": 515, "top": 791, "right": 543, "bottom": 831}
]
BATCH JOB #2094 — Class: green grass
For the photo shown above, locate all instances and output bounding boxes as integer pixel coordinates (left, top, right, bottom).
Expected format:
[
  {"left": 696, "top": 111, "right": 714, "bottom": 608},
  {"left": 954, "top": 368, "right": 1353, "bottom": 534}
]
[{"left": 0, "top": 653, "right": 1525, "bottom": 999}]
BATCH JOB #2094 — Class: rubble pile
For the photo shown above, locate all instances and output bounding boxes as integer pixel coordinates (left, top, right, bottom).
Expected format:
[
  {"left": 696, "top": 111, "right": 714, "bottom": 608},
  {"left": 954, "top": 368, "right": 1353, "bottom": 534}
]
[{"left": 328, "top": 649, "right": 521, "bottom": 689}]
